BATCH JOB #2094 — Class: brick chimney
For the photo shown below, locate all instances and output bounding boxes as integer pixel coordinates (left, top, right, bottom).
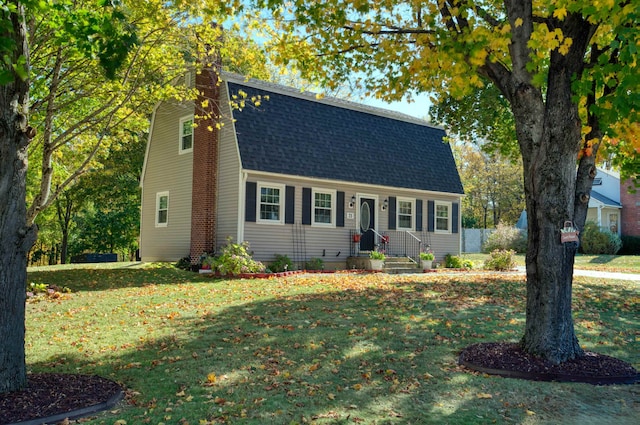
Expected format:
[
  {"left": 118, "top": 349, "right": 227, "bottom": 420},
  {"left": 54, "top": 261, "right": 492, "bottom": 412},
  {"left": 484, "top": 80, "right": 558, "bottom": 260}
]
[
  {"left": 620, "top": 179, "right": 640, "bottom": 237},
  {"left": 189, "top": 64, "right": 221, "bottom": 263}
]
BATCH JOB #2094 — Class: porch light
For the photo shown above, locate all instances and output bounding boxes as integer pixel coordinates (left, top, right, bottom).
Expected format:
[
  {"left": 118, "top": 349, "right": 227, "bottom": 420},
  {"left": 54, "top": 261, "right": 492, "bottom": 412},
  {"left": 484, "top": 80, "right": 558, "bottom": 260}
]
[
  {"left": 349, "top": 195, "right": 356, "bottom": 209},
  {"left": 382, "top": 198, "right": 388, "bottom": 211}
]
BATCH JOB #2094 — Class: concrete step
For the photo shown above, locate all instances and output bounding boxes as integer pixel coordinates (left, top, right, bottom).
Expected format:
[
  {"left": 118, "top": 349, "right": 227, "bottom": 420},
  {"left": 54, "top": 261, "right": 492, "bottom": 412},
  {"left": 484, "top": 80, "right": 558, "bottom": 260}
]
[{"left": 383, "top": 257, "right": 420, "bottom": 274}]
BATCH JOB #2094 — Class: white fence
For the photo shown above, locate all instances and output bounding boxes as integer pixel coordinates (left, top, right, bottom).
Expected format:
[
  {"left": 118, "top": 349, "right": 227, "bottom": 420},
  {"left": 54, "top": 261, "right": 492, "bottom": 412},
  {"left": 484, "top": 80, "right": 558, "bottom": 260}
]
[{"left": 462, "top": 228, "right": 494, "bottom": 253}]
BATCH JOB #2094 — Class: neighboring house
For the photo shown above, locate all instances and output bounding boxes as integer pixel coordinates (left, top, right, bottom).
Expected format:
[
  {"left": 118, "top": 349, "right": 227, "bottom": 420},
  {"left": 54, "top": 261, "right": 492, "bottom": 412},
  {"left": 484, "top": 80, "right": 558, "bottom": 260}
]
[
  {"left": 587, "top": 168, "right": 622, "bottom": 234},
  {"left": 620, "top": 178, "right": 640, "bottom": 238},
  {"left": 139, "top": 70, "right": 464, "bottom": 268}
]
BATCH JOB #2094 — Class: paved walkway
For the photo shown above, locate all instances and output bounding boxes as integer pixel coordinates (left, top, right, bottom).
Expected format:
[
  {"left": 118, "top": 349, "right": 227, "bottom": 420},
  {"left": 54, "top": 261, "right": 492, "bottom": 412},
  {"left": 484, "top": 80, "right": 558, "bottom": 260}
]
[{"left": 515, "top": 266, "right": 640, "bottom": 282}]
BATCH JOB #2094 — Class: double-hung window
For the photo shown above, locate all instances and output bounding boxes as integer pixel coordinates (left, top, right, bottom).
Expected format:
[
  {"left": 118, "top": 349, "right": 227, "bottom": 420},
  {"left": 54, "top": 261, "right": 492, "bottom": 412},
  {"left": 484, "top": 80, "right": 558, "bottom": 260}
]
[
  {"left": 179, "top": 116, "right": 194, "bottom": 154},
  {"left": 397, "top": 198, "right": 414, "bottom": 230},
  {"left": 435, "top": 201, "right": 451, "bottom": 233},
  {"left": 258, "top": 183, "right": 285, "bottom": 224},
  {"left": 156, "top": 192, "right": 169, "bottom": 227},
  {"left": 313, "top": 189, "right": 335, "bottom": 226}
]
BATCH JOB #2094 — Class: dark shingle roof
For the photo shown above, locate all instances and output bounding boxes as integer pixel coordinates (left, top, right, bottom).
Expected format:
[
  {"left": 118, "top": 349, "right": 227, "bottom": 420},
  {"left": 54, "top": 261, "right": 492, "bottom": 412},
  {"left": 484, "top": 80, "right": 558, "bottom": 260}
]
[
  {"left": 591, "top": 190, "right": 621, "bottom": 207},
  {"left": 227, "top": 81, "right": 464, "bottom": 194}
]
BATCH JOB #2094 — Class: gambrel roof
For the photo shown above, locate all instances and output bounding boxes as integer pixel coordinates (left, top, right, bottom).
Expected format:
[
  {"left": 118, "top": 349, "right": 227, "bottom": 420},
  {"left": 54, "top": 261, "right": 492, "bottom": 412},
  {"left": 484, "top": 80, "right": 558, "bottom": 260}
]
[{"left": 227, "top": 78, "right": 464, "bottom": 195}]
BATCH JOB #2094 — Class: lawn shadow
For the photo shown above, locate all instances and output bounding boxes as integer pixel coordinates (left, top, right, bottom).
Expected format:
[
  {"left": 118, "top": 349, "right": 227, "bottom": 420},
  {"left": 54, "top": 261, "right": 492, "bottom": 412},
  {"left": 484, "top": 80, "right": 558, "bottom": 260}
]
[
  {"left": 27, "top": 265, "right": 212, "bottom": 292},
  {"left": 27, "top": 275, "right": 640, "bottom": 424},
  {"left": 28, "top": 284, "right": 527, "bottom": 424}
]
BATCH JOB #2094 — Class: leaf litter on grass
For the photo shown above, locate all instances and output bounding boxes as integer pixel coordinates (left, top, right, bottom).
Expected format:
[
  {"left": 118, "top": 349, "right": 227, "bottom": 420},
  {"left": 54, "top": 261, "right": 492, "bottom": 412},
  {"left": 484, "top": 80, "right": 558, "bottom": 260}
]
[{"left": 24, "top": 266, "right": 640, "bottom": 425}]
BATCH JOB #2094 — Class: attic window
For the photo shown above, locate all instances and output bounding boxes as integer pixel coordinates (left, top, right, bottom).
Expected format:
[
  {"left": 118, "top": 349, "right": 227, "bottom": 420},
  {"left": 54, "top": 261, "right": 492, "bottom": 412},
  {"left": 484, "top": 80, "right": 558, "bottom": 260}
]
[{"left": 179, "top": 116, "right": 194, "bottom": 154}]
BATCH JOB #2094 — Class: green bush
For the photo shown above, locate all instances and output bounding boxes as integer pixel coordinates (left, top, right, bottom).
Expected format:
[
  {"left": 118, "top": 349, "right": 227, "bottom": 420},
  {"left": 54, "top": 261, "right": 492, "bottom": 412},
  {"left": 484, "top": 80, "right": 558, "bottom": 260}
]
[
  {"left": 619, "top": 236, "right": 640, "bottom": 255},
  {"left": 174, "top": 256, "right": 192, "bottom": 271},
  {"left": 444, "top": 254, "right": 473, "bottom": 269},
  {"left": 579, "top": 222, "right": 622, "bottom": 255},
  {"left": 482, "top": 222, "right": 527, "bottom": 253},
  {"left": 444, "top": 254, "right": 461, "bottom": 268},
  {"left": 483, "top": 249, "right": 517, "bottom": 271},
  {"left": 204, "top": 238, "right": 265, "bottom": 275},
  {"left": 270, "top": 254, "right": 294, "bottom": 272},
  {"left": 305, "top": 257, "right": 324, "bottom": 270}
]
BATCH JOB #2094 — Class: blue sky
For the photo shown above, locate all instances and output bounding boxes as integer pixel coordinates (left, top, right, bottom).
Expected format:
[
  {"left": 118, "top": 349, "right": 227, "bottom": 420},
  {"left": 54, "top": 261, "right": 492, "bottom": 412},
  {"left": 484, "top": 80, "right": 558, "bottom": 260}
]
[{"left": 359, "top": 92, "right": 433, "bottom": 120}]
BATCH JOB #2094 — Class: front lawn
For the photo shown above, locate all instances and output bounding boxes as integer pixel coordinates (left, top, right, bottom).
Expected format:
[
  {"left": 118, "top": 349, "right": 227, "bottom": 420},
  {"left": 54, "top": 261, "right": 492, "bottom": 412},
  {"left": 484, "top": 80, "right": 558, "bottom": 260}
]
[
  {"left": 462, "top": 252, "right": 640, "bottom": 274},
  {"left": 26, "top": 264, "right": 639, "bottom": 424}
]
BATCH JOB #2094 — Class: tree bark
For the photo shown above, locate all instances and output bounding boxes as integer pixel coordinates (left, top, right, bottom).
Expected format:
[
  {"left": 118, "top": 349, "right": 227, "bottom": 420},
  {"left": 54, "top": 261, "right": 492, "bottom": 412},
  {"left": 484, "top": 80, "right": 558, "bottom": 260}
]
[{"left": 0, "top": 2, "right": 36, "bottom": 393}]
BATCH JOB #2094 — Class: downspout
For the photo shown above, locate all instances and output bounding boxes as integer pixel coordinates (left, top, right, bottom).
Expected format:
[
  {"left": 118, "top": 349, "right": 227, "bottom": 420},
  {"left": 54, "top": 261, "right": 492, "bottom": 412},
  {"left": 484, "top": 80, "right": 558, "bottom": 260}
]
[{"left": 238, "top": 170, "right": 247, "bottom": 242}]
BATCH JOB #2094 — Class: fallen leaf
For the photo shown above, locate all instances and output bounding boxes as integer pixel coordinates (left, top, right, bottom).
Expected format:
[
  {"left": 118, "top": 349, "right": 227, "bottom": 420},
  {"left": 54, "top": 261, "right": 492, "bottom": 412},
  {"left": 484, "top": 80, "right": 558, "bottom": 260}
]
[{"left": 477, "top": 393, "right": 493, "bottom": 399}]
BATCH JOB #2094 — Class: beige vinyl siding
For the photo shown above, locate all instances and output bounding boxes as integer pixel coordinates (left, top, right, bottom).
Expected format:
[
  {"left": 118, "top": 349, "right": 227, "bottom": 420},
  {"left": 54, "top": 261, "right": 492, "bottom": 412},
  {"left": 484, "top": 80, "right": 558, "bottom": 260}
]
[
  {"left": 215, "top": 83, "right": 242, "bottom": 247},
  {"left": 140, "top": 100, "right": 194, "bottom": 261},
  {"left": 241, "top": 174, "right": 462, "bottom": 266}
]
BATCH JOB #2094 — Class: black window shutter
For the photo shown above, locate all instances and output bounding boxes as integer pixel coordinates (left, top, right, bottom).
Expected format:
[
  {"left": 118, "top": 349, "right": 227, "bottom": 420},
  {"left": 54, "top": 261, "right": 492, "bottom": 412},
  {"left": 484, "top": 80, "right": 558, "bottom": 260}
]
[
  {"left": 452, "top": 202, "right": 459, "bottom": 234},
  {"left": 285, "top": 186, "right": 295, "bottom": 224},
  {"left": 416, "top": 199, "right": 423, "bottom": 231},
  {"left": 302, "top": 187, "right": 312, "bottom": 225},
  {"left": 336, "top": 191, "right": 345, "bottom": 227},
  {"left": 427, "top": 200, "right": 434, "bottom": 232},
  {"left": 245, "top": 182, "right": 257, "bottom": 222},
  {"left": 388, "top": 196, "right": 397, "bottom": 230}
]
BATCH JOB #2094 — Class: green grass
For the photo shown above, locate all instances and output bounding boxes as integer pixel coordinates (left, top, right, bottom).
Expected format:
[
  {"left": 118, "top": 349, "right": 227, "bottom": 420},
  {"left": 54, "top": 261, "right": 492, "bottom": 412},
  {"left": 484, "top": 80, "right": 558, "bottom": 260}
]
[
  {"left": 25, "top": 264, "right": 639, "bottom": 424},
  {"left": 462, "top": 253, "right": 640, "bottom": 274}
]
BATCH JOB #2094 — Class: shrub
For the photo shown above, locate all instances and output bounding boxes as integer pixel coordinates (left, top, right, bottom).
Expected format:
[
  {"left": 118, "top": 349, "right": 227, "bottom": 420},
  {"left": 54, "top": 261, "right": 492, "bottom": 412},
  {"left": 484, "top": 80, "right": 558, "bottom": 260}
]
[
  {"left": 482, "top": 223, "right": 527, "bottom": 253},
  {"left": 270, "top": 254, "right": 294, "bottom": 272},
  {"left": 620, "top": 236, "right": 640, "bottom": 255},
  {"left": 174, "top": 256, "right": 192, "bottom": 271},
  {"left": 305, "top": 257, "right": 324, "bottom": 270},
  {"left": 444, "top": 254, "right": 473, "bottom": 269},
  {"left": 444, "top": 253, "right": 462, "bottom": 268},
  {"left": 579, "top": 222, "right": 622, "bottom": 255},
  {"left": 483, "top": 249, "right": 517, "bottom": 271},
  {"left": 205, "top": 238, "right": 265, "bottom": 275}
]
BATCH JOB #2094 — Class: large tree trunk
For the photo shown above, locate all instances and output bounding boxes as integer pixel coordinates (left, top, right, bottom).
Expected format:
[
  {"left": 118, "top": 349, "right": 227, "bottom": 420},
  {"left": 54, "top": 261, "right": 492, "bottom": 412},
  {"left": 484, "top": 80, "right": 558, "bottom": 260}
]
[
  {"left": 0, "top": 2, "right": 36, "bottom": 393},
  {"left": 516, "top": 14, "right": 595, "bottom": 364}
]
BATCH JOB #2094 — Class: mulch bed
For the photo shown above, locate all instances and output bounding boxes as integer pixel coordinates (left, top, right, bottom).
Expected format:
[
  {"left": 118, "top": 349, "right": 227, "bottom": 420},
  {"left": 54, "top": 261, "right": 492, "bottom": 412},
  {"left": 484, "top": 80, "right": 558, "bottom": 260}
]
[
  {"left": 460, "top": 342, "right": 640, "bottom": 385},
  {"left": 0, "top": 374, "right": 123, "bottom": 425}
]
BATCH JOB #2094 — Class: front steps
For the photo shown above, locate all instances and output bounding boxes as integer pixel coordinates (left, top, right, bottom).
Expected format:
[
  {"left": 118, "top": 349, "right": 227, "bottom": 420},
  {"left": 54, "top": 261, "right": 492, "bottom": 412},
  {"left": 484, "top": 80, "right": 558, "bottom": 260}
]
[{"left": 383, "top": 256, "right": 421, "bottom": 274}]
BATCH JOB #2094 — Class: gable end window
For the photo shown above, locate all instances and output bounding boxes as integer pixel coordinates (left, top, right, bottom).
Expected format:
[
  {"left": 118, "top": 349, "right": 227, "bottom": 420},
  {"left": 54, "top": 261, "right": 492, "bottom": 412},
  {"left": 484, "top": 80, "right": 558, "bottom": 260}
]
[
  {"left": 435, "top": 201, "right": 451, "bottom": 233},
  {"left": 397, "top": 198, "right": 414, "bottom": 230},
  {"left": 257, "top": 183, "right": 285, "bottom": 224},
  {"left": 179, "top": 116, "right": 194, "bottom": 154},
  {"left": 312, "top": 189, "right": 336, "bottom": 227},
  {"left": 156, "top": 192, "right": 169, "bottom": 227}
]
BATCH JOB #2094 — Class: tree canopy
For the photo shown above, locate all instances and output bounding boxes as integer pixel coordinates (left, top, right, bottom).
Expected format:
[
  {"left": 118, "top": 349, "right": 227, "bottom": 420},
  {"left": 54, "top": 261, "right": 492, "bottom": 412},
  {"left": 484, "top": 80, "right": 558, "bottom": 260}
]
[{"left": 241, "top": 0, "right": 639, "bottom": 364}]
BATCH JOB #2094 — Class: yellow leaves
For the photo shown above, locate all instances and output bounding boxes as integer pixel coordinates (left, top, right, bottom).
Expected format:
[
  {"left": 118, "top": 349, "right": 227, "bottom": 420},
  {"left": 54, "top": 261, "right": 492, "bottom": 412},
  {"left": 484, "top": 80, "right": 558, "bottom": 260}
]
[
  {"left": 558, "top": 37, "right": 573, "bottom": 56},
  {"left": 514, "top": 18, "right": 524, "bottom": 28},
  {"left": 477, "top": 392, "right": 493, "bottom": 399},
  {"left": 206, "top": 372, "right": 217, "bottom": 383},
  {"left": 114, "top": 420, "right": 127, "bottom": 425},
  {"left": 553, "top": 7, "right": 568, "bottom": 20}
]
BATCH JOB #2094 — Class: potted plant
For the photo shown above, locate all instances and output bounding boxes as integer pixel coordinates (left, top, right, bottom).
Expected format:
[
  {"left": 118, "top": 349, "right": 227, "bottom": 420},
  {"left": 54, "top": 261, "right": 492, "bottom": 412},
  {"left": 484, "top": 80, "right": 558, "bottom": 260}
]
[
  {"left": 368, "top": 250, "right": 385, "bottom": 271},
  {"left": 420, "top": 250, "right": 435, "bottom": 270}
]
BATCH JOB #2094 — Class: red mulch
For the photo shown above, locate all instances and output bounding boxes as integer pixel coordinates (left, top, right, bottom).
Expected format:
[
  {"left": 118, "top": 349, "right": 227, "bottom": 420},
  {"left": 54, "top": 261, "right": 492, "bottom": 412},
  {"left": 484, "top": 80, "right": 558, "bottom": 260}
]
[
  {"left": 459, "top": 342, "right": 640, "bottom": 385},
  {"left": 0, "top": 374, "right": 123, "bottom": 425}
]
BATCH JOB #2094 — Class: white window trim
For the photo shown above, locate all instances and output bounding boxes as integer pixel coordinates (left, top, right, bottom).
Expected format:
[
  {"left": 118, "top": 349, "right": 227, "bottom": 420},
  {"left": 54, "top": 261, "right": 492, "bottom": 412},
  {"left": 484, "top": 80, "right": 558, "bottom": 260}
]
[
  {"left": 179, "top": 115, "right": 194, "bottom": 154},
  {"left": 155, "top": 191, "right": 169, "bottom": 227},
  {"left": 312, "top": 188, "right": 336, "bottom": 228},
  {"left": 396, "top": 197, "right": 415, "bottom": 231},
  {"left": 434, "top": 201, "right": 452, "bottom": 234},
  {"left": 257, "top": 182, "right": 285, "bottom": 225}
]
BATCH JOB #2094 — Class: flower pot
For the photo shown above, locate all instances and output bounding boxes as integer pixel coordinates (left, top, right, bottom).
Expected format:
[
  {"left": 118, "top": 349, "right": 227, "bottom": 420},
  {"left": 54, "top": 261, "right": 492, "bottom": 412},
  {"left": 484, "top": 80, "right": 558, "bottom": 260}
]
[
  {"left": 421, "top": 260, "right": 433, "bottom": 270},
  {"left": 352, "top": 234, "right": 361, "bottom": 243},
  {"left": 368, "top": 259, "right": 384, "bottom": 271}
]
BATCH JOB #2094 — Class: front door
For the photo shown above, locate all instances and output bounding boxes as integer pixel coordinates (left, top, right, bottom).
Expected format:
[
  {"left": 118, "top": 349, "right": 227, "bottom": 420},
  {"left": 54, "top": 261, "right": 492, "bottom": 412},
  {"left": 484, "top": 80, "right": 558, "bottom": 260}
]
[{"left": 359, "top": 198, "right": 376, "bottom": 251}]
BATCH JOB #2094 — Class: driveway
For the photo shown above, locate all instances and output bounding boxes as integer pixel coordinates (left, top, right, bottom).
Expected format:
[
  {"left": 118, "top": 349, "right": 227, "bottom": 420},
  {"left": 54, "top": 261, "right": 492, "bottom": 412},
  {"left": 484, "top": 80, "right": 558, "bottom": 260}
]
[{"left": 516, "top": 266, "right": 640, "bottom": 282}]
